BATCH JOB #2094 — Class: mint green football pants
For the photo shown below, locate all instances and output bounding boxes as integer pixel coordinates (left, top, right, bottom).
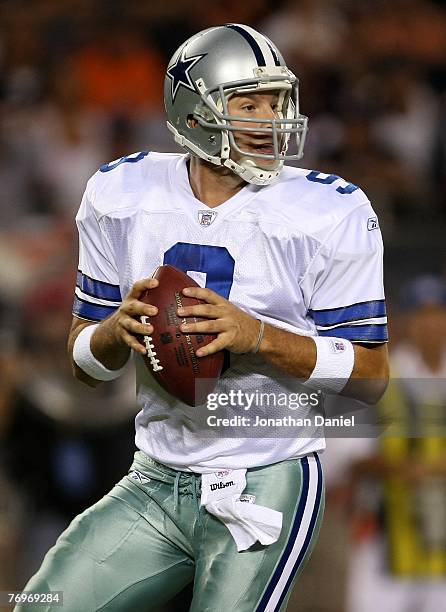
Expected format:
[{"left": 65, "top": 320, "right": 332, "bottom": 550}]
[{"left": 16, "top": 451, "right": 324, "bottom": 612}]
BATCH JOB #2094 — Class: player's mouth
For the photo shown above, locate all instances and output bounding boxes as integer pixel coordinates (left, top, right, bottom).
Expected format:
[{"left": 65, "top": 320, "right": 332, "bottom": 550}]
[
  {"left": 253, "top": 144, "right": 274, "bottom": 155},
  {"left": 242, "top": 142, "right": 275, "bottom": 156}
]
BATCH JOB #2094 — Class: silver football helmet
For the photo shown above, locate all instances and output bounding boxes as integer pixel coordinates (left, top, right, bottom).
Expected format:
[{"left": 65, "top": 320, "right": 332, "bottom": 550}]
[{"left": 164, "top": 24, "right": 308, "bottom": 185}]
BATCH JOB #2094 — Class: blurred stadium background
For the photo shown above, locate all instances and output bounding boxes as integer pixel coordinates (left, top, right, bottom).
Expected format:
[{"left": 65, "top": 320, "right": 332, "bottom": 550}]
[{"left": 0, "top": 1, "right": 445, "bottom": 611}]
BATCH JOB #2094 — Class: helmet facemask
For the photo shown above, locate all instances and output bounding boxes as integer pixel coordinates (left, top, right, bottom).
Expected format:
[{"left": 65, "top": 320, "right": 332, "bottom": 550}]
[{"left": 189, "top": 69, "right": 308, "bottom": 185}]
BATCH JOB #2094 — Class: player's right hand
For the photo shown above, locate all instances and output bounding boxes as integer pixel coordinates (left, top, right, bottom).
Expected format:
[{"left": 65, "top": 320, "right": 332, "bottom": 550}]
[{"left": 105, "top": 278, "right": 159, "bottom": 355}]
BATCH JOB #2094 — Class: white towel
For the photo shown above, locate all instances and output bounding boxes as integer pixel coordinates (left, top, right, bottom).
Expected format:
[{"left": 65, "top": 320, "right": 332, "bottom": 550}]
[{"left": 201, "top": 469, "right": 283, "bottom": 552}]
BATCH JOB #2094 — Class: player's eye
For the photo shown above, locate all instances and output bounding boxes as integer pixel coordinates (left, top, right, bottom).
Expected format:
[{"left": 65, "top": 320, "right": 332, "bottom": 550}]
[{"left": 241, "top": 104, "right": 255, "bottom": 111}]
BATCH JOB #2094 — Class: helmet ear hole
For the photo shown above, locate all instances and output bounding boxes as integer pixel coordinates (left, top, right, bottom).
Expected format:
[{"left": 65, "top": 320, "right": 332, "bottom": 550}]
[{"left": 186, "top": 114, "right": 198, "bottom": 128}]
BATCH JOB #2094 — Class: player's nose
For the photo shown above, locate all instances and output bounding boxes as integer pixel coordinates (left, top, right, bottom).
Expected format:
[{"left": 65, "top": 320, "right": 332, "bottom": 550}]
[{"left": 252, "top": 105, "right": 277, "bottom": 128}]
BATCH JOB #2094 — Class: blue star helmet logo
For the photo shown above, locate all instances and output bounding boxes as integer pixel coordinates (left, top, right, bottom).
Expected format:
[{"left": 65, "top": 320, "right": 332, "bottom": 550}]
[{"left": 166, "top": 49, "right": 206, "bottom": 102}]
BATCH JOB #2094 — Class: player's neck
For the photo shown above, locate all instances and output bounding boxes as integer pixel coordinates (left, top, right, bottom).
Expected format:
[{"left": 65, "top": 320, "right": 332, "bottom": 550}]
[{"left": 188, "top": 156, "right": 246, "bottom": 208}]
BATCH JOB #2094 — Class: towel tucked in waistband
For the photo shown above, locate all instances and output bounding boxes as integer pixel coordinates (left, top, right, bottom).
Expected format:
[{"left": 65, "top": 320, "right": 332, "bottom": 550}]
[{"left": 201, "top": 468, "right": 282, "bottom": 552}]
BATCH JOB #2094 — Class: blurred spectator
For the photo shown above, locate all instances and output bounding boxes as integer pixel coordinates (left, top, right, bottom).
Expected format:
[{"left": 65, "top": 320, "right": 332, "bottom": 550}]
[
  {"left": 351, "top": 0, "right": 446, "bottom": 67},
  {"left": 371, "top": 61, "right": 439, "bottom": 178},
  {"left": 72, "top": 19, "right": 165, "bottom": 116},
  {"left": 261, "top": 0, "right": 347, "bottom": 66},
  {"left": 193, "top": 0, "right": 269, "bottom": 30},
  {"left": 346, "top": 276, "right": 446, "bottom": 612},
  {"left": 28, "top": 63, "right": 109, "bottom": 215},
  {"left": 0, "top": 215, "right": 75, "bottom": 303},
  {"left": 0, "top": 278, "right": 138, "bottom": 586}
]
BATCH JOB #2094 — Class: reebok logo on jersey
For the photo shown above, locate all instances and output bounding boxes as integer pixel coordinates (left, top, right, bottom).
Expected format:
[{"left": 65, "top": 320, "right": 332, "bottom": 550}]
[
  {"left": 210, "top": 480, "right": 235, "bottom": 491},
  {"left": 367, "top": 217, "right": 379, "bottom": 231}
]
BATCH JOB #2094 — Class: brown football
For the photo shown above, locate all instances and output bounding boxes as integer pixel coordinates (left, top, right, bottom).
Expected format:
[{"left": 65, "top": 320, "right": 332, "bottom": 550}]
[{"left": 139, "top": 265, "right": 224, "bottom": 406}]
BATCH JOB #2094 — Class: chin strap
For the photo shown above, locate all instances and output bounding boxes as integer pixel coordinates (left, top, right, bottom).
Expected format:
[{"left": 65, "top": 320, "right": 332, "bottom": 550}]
[
  {"left": 168, "top": 122, "right": 283, "bottom": 186},
  {"left": 223, "top": 157, "right": 283, "bottom": 186}
]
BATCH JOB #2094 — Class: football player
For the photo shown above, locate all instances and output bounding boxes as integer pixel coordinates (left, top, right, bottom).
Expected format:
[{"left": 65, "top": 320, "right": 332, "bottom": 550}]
[{"left": 17, "top": 24, "right": 389, "bottom": 611}]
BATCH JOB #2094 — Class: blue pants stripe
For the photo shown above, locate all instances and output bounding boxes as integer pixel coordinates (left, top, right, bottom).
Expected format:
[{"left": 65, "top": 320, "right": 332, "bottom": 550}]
[
  {"left": 255, "top": 453, "right": 322, "bottom": 612},
  {"left": 273, "top": 453, "right": 323, "bottom": 611}
]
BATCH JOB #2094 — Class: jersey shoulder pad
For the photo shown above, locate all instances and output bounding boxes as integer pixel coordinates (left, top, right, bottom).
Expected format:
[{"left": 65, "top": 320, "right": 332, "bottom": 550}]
[
  {"left": 88, "top": 151, "right": 182, "bottom": 217},
  {"left": 280, "top": 166, "right": 369, "bottom": 213},
  {"left": 302, "top": 168, "right": 368, "bottom": 205},
  {"left": 264, "top": 166, "right": 371, "bottom": 241}
]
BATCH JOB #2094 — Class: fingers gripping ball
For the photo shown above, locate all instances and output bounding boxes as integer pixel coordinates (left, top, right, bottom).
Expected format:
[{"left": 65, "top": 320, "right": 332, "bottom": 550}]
[{"left": 140, "top": 265, "right": 224, "bottom": 406}]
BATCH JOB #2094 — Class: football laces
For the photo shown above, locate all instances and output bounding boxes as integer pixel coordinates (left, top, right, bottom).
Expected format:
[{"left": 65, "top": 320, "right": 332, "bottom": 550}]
[{"left": 140, "top": 316, "right": 163, "bottom": 372}]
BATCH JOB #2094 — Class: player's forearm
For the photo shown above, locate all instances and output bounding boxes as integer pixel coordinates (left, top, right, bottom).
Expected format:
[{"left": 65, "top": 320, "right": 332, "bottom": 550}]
[
  {"left": 89, "top": 318, "right": 132, "bottom": 369},
  {"left": 257, "top": 324, "right": 317, "bottom": 379},
  {"left": 68, "top": 318, "right": 131, "bottom": 386},
  {"left": 258, "top": 324, "right": 389, "bottom": 404},
  {"left": 342, "top": 343, "right": 389, "bottom": 404},
  {"left": 69, "top": 278, "right": 158, "bottom": 386}
]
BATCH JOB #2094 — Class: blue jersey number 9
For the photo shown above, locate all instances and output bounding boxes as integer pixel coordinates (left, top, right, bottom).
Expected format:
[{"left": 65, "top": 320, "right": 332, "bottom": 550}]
[{"left": 163, "top": 242, "right": 235, "bottom": 299}]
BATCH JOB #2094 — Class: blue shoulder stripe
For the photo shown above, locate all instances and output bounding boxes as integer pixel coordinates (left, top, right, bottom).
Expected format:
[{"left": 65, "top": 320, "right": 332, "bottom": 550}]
[
  {"left": 309, "top": 300, "right": 386, "bottom": 326},
  {"left": 77, "top": 271, "right": 122, "bottom": 301},
  {"left": 72, "top": 296, "right": 118, "bottom": 322},
  {"left": 318, "top": 323, "right": 388, "bottom": 342}
]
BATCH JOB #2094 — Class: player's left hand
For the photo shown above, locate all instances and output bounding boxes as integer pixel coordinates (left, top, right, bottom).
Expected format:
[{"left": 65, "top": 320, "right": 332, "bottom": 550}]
[{"left": 177, "top": 287, "right": 261, "bottom": 356}]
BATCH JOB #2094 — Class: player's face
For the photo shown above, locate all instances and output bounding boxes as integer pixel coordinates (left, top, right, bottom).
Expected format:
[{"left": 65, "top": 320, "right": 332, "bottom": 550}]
[{"left": 227, "top": 92, "right": 281, "bottom": 167}]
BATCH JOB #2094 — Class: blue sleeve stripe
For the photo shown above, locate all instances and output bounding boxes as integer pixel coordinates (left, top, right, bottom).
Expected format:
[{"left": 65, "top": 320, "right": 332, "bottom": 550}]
[
  {"left": 77, "top": 271, "right": 122, "bottom": 301},
  {"left": 318, "top": 324, "right": 388, "bottom": 342},
  {"left": 72, "top": 296, "right": 117, "bottom": 322},
  {"left": 309, "top": 300, "right": 386, "bottom": 326}
]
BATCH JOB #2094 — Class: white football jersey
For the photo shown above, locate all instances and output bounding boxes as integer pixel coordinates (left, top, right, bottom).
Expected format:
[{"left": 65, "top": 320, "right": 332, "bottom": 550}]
[{"left": 73, "top": 151, "right": 387, "bottom": 472}]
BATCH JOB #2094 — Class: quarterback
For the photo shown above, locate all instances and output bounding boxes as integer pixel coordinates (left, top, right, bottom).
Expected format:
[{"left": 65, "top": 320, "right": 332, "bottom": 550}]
[{"left": 18, "top": 24, "right": 389, "bottom": 611}]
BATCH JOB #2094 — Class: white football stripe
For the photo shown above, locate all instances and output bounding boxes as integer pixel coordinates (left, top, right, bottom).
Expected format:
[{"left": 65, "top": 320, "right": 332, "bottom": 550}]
[{"left": 264, "top": 455, "right": 320, "bottom": 611}]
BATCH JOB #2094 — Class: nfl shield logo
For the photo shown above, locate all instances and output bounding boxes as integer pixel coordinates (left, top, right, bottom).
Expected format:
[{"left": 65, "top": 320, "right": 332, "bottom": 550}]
[
  {"left": 198, "top": 210, "right": 217, "bottom": 226},
  {"left": 330, "top": 340, "right": 346, "bottom": 353},
  {"left": 215, "top": 470, "right": 231, "bottom": 479}
]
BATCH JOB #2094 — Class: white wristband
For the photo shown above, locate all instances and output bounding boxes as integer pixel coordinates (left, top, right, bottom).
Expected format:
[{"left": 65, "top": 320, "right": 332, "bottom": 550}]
[
  {"left": 303, "top": 336, "right": 355, "bottom": 394},
  {"left": 73, "top": 324, "right": 128, "bottom": 381}
]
